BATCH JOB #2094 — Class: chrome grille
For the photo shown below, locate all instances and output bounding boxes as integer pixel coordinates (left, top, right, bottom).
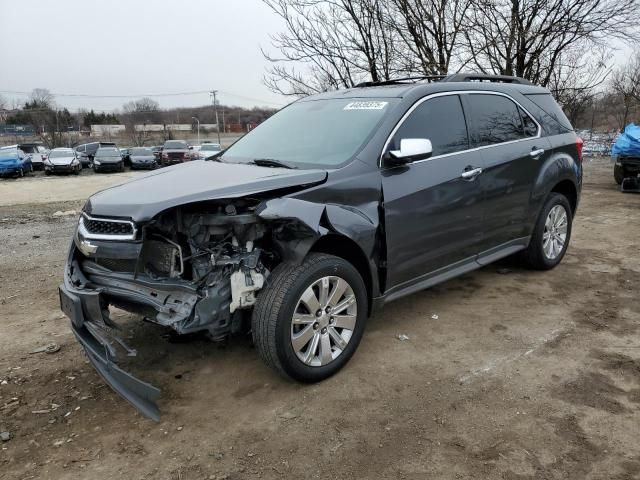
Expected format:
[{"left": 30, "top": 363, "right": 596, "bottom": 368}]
[{"left": 78, "top": 214, "right": 137, "bottom": 241}]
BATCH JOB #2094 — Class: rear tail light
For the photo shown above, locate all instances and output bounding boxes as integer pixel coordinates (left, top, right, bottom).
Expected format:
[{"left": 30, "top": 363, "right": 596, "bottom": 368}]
[{"left": 576, "top": 136, "right": 583, "bottom": 163}]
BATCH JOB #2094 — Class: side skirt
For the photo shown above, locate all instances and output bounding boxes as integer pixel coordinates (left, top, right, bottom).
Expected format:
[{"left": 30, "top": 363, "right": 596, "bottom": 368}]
[{"left": 372, "top": 236, "right": 530, "bottom": 310}]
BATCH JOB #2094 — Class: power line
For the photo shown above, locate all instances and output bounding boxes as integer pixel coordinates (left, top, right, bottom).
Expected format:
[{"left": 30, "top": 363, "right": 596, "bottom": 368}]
[{"left": 0, "top": 88, "right": 287, "bottom": 107}]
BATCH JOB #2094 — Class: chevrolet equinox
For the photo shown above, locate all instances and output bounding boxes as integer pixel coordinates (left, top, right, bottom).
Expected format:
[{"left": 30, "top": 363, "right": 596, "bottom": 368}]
[{"left": 59, "top": 73, "right": 582, "bottom": 419}]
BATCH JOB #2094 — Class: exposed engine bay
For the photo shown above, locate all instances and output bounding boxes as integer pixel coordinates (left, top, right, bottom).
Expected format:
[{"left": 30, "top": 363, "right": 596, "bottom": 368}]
[{"left": 69, "top": 199, "right": 277, "bottom": 340}]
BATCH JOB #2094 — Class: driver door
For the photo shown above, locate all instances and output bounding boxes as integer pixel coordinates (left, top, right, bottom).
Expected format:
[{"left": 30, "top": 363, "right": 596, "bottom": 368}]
[{"left": 381, "top": 94, "right": 486, "bottom": 291}]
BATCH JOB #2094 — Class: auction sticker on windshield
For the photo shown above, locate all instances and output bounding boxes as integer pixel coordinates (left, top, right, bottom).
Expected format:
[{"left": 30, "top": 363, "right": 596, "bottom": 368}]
[{"left": 344, "top": 101, "right": 388, "bottom": 110}]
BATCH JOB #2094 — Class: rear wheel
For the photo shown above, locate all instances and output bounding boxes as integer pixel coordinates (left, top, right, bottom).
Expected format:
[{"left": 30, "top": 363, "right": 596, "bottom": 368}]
[
  {"left": 523, "top": 193, "right": 572, "bottom": 270},
  {"left": 614, "top": 164, "right": 625, "bottom": 185},
  {"left": 252, "top": 253, "right": 368, "bottom": 382}
]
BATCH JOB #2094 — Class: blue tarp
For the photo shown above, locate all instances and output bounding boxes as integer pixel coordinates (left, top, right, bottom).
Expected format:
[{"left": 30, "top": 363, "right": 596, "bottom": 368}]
[{"left": 612, "top": 123, "right": 640, "bottom": 157}]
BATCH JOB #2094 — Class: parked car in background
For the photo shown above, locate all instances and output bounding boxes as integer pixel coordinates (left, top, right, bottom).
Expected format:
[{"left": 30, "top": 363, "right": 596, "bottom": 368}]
[
  {"left": 59, "top": 74, "right": 582, "bottom": 419},
  {"left": 151, "top": 146, "right": 163, "bottom": 163},
  {"left": 161, "top": 140, "right": 191, "bottom": 166},
  {"left": 93, "top": 147, "right": 125, "bottom": 173},
  {"left": 75, "top": 142, "right": 117, "bottom": 167},
  {"left": 129, "top": 147, "right": 157, "bottom": 170},
  {"left": 0, "top": 146, "right": 33, "bottom": 177},
  {"left": 18, "top": 142, "right": 48, "bottom": 170},
  {"left": 198, "top": 143, "right": 222, "bottom": 159},
  {"left": 44, "top": 148, "right": 82, "bottom": 175}
]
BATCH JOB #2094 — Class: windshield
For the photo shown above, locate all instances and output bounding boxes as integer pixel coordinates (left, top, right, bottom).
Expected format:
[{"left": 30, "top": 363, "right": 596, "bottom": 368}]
[
  {"left": 131, "top": 148, "right": 152, "bottom": 155},
  {"left": 222, "top": 98, "right": 397, "bottom": 168},
  {"left": 201, "top": 144, "right": 221, "bottom": 151},
  {"left": 164, "top": 141, "right": 188, "bottom": 149},
  {"left": 50, "top": 150, "right": 74, "bottom": 158},
  {"left": 0, "top": 149, "right": 19, "bottom": 159},
  {"left": 19, "top": 145, "right": 37, "bottom": 153},
  {"left": 97, "top": 148, "right": 121, "bottom": 157}
]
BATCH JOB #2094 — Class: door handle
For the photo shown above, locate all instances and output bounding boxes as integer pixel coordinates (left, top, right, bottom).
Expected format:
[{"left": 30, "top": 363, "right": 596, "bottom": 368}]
[
  {"left": 461, "top": 167, "right": 483, "bottom": 180},
  {"left": 530, "top": 148, "right": 545, "bottom": 158}
]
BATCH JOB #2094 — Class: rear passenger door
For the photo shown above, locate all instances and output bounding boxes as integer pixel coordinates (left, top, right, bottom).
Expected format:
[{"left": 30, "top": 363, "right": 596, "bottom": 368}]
[
  {"left": 382, "top": 94, "right": 486, "bottom": 290},
  {"left": 462, "top": 93, "right": 549, "bottom": 257}
]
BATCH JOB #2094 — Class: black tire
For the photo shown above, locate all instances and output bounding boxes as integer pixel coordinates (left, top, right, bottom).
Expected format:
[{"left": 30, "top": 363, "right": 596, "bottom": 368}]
[
  {"left": 252, "top": 253, "right": 368, "bottom": 383},
  {"left": 119, "top": 162, "right": 125, "bottom": 172},
  {"left": 523, "top": 193, "right": 573, "bottom": 270},
  {"left": 614, "top": 164, "right": 625, "bottom": 185},
  {"left": 18, "top": 168, "right": 24, "bottom": 178}
]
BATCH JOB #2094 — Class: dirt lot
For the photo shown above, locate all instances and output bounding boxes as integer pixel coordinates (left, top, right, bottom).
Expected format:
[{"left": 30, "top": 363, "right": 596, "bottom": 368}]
[{"left": 1, "top": 157, "right": 639, "bottom": 480}]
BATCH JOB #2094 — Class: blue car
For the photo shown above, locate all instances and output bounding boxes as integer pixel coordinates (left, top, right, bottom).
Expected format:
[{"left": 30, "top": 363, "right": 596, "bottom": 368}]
[{"left": 0, "top": 146, "right": 33, "bottom": 177}]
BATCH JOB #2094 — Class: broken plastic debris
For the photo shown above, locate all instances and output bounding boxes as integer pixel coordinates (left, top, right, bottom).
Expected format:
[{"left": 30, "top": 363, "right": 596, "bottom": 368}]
[
  {"left": 431, "top": 314, "right": 439, "bottom": 320},
  {"left": 29, "top": 343, "right": 61, "bottom": 354},
  {"left": 396, "top": 334, "right": 410, "bottom": 341}
]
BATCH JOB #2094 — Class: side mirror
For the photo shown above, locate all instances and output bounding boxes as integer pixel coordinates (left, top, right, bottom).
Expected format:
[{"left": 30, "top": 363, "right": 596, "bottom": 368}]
[{"left": 386, "top": 138, "right": 433, "bottom": 165}]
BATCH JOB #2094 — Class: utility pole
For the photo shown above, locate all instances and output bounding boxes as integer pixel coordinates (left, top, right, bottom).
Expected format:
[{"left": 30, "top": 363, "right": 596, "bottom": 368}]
[
  {"left": 210, "top": 90, "right": 221, "bottom": 145},
  {"left": 192, "top": 116, "right": 200, "bottom": 145}
]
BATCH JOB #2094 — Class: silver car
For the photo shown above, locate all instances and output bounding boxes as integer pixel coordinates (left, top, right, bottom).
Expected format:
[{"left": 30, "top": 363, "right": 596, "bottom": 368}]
[{"left": 44, "top": 148, "right": 82, "bottom": 175}]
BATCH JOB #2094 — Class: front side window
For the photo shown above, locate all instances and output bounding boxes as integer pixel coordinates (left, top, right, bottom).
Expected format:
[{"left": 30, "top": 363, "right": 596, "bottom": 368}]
[
  {"left": 222, "top": 98, "right": 399, "bottom": 169},
  {"left": 466, "top": 94, "right": 525, "bottom": 146},
  {"left": 390, "top": 95, "right": 469, "bottom": 158}
]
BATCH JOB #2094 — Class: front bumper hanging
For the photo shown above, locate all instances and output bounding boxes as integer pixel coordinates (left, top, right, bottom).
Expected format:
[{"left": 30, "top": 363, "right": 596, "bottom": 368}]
[{"left": 59, "top": 284, "right": 161, "bottom": 421}]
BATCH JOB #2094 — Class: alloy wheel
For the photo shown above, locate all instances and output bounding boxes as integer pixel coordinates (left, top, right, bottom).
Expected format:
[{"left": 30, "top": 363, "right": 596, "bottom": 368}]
[
  {"left": 542, "top": 204, "right": 568, "bottom": 260},
  {"left": 291, "top": 276, "right": 357, "bottom": 367}
]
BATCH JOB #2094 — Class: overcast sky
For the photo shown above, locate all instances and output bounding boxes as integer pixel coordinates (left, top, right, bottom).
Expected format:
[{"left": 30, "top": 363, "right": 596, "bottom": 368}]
[
  {"left": 0, "top": 0, "right": 634, "bottom": 114},
  {"left": 0, "top": 0, "right": 289, "bottom": 112}
]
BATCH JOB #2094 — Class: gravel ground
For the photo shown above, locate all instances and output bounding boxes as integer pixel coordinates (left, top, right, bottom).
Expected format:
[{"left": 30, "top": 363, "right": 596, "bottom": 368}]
[{"left": 0, "top": 156, "right": 639, "bottom": 480}]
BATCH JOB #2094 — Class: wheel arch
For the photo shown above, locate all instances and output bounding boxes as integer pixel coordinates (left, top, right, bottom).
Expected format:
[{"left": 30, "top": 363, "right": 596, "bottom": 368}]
[
  {"left": 550, "top": 179, "right": 578, "bottom": 215},
  {"left": 309, "top": 233, "right": 373, "bottom": 315}
]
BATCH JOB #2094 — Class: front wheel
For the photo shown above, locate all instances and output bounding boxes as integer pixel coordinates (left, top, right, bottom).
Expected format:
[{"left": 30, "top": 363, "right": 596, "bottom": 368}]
[
  {"left": 252, "top": 253, "right": 368, "bottom": 383},
  {"left": 523, "top": 193, "right": 573, "bottom": 270}
]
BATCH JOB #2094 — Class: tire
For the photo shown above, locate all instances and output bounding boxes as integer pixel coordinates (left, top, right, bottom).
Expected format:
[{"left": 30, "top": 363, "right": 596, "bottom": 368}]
[
  {"left": 45, "top": 170, "right": 52, "bottom": 176},
  {"left": 523, "top": 193, "right": 573, "bottom": 270},
  {"left": 614, "top": 164, "right": 625, "bottom": 185},
  {"left": 18, "top": 168, "right": 24, "bottom": 178},
  {"left": 119, "top": 162, "right": 125, "bottom": 172},
  {"left": 252, "top": 253, "right": 368, "bottom": 383}
]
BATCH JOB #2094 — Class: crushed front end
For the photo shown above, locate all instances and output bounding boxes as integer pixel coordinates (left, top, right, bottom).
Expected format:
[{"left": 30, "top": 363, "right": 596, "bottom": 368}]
[{"left": 60, "top": 199, "right": 273, "bottom": 420}]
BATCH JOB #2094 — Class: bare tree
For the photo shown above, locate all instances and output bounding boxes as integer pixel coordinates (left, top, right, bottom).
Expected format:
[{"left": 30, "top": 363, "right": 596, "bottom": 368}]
[
  {"left": 610, "top": 51, "right": 640, "bottom": 129},
  {"left": 462, "top": 0, "right": 639, "bottom": 86},
  {"left": 28, "top": 88, "right": 55, "bottom": 109},
  {"left": 391, "top": 0, "right": 472, "bottom": 74},
  {"left": 122, "top": 98, "right": 161, "bottom": 145},
  {"left": 546, "top": 45, "right": 610, "bottom": 124},
  {"left": 262, "top": 0, "right": 404, "bottom": 95}
]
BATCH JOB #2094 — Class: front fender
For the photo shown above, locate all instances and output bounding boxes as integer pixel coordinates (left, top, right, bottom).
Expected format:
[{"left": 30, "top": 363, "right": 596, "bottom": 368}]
[{"left": 256, "top": 197, "right": 382, "bottom": 294}]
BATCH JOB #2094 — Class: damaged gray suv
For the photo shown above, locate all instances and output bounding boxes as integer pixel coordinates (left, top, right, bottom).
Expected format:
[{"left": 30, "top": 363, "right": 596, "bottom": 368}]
[{"left": 60, "top": 74, "right": 582, "bottom": 419}]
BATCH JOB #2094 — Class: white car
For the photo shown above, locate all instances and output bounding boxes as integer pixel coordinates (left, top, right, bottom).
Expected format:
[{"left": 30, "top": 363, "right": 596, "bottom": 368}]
[
  {"left": 44, "top": 148, "right": 82, "bottom": 175},
  {"left": 18, "top": 143, "right": 48, "bottom": 170},
  {"left": 198, "top": 143, "right": 222, "bottom": 159}
]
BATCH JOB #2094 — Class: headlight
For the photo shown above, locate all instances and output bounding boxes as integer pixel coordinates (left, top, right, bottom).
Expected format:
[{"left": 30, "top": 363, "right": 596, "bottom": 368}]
[
  {"left": 94, "top": 160, "right": 101, "bottom": 165},
  {"left": 44, "top": 159, "right": 53, "bottom": 166},
  {"left": 71, "top": 159, "right": 79, "bottom": 165}
]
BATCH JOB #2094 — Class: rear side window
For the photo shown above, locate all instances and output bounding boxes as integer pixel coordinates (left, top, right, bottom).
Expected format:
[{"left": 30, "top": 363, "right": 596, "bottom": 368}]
[
  {"left": 524, "top": 93, "right": 573, "bottom": 133},
  {"left": 466, "top": 94, "right": 525, "bottom": 146},
  {"left": 391, "top": 95, "right": 469, "bottom": 157}
]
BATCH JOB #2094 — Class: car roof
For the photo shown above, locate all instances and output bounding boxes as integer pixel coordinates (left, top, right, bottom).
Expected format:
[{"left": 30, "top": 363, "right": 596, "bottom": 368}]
[
  {"left": 52, "top": 147, "right": 73, "bottom": 151},
  {"left": 300, "top": 79, "right": 549, "bottom": 102}
]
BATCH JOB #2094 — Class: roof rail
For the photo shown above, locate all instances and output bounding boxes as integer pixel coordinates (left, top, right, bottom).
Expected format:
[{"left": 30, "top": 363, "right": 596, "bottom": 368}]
[
  {"left": 441, "top": 73, "right": 533, "bottom": 85},
  {"left": 355, "top": 75, "right": 447, "bottom": 88}
]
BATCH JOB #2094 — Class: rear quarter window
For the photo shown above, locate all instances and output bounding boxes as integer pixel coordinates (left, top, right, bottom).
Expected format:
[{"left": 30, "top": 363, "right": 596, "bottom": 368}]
[{"left": 524, "top": 93, "right": 573, "bottom": 134}]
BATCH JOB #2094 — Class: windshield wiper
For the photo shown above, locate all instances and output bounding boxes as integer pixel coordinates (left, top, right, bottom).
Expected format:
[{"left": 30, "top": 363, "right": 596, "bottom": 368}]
[{"left": 250, "top": 158, "right": 297, "bottom": 169}]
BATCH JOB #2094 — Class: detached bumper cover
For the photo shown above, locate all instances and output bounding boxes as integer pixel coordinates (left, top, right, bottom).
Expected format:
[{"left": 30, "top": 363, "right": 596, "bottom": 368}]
[{"left": 59, "top": 284, "right": 161, "bottom": 420}]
